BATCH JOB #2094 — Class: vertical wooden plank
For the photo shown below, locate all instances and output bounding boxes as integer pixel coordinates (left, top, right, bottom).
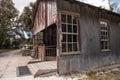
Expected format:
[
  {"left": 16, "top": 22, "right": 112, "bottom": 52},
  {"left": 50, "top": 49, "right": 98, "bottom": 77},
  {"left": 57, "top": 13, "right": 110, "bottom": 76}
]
[{"left": 38, "top": 46, "right": 45, "bottom": 61}]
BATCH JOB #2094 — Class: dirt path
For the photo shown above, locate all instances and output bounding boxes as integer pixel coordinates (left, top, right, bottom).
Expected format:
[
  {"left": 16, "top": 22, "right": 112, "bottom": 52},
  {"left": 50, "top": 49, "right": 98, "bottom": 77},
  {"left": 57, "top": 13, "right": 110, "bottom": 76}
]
[
  {"left": 0, "top": 49, "right": 16, "bottom": 54},
  {"left": 0, "top": 50, "right": 32, "bottom": 79},
  {"left": 0, "top": 50, "right": 65, "bottom": 80}
]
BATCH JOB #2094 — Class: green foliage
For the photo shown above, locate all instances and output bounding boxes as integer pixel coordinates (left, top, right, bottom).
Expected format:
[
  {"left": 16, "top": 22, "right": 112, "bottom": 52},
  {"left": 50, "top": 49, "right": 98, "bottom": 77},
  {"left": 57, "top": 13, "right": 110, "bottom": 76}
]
[
  {"left": 109, "top": 0, "right": 120, "bottom": 14},
  {"left": 110, "top": 3, "right": 117, "bottom": 11},
  {"left": 17, "top": 2, "right": 36, "bottom": 45},
  {"left": 0, "top": 0, "right": 19, "bottom": 49},
  {"left": 0, "top": 0, "right": 18, "bottom": 27},
  {"left": 20, "top": 2, "right": 36, "bottom": 31}
]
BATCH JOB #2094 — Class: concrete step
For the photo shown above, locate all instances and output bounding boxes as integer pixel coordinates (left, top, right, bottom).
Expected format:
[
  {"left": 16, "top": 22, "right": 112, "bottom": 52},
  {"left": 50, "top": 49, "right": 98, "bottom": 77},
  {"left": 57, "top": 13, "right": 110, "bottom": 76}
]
[{"left": 27, "top": 61, "right": 57, "bottom": 77}]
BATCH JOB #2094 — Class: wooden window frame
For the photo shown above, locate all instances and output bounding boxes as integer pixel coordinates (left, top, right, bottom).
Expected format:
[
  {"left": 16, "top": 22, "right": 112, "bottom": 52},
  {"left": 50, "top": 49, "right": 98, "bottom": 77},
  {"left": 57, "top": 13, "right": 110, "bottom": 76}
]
[
  {"left": 60, "top": 11, "right": 80, "bottom": 55},
  {"left": 99, "top": 19, "right": 111, "bottom": 52}
]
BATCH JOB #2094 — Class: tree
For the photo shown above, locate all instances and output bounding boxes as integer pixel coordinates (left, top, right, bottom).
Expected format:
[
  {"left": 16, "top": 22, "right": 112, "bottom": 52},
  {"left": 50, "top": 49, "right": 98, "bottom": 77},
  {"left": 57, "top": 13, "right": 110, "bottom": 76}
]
[
  {"left": 17, "top": 2, "right": 36, "bottom": 45},
  {"left": 109, "top": 0, "right": 120, "bottom": 14},
  {"left": 0, "top": 0, "right": 19, "bottom": 48},
  {"left": 20, "top": 2, "right": 36, "bottom": 31}
]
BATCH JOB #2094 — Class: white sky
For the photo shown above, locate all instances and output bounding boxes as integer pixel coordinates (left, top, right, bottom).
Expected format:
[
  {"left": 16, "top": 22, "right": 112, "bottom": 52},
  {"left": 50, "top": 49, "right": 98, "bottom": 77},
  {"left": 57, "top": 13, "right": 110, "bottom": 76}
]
[
  {"left": 77, "top": 0, "right": 110, "bottom": 9},
  {"left": 13, "top": 0, "right": 36, "bottom": 13},
  {"left": 13, "top": 0, "right": 112, "bottom": 13}
]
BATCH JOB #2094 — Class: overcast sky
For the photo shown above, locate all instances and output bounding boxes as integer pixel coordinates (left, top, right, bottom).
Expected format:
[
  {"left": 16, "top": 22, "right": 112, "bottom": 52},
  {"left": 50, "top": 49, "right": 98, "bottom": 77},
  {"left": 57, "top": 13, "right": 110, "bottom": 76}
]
[
  {"left": 13, "top": 0, "right": 36, "bottom": 13},
  {"left": 13, "top": 0, "right": 119, "bottom": 13}
]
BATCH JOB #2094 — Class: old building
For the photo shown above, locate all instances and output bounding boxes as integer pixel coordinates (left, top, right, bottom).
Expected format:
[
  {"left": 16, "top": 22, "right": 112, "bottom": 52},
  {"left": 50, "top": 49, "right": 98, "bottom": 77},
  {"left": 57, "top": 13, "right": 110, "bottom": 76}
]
[{"left": 32, "top": 0, "right": 120, "bottom": 75}]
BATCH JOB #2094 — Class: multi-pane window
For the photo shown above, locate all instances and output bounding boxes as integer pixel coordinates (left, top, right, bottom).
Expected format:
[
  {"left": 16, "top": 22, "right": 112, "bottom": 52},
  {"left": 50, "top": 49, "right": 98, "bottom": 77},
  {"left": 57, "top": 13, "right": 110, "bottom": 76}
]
[
  {"left": 61, "top": 13, "right": 79, "bottom": 53},
  {"left": 100, "top": 21, "right": 110, "bottom": 51}
]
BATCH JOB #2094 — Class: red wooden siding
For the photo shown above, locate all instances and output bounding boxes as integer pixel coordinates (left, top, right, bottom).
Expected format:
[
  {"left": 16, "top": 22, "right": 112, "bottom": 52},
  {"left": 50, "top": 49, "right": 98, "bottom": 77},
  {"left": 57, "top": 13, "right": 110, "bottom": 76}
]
[{"left": 33, "top": 0, "right": 57, "bottom": 35}]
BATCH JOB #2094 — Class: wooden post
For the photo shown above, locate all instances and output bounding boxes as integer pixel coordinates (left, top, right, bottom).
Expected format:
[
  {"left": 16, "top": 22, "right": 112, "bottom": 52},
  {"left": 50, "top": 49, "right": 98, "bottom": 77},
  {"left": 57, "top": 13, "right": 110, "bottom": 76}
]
[{"left": 38, "top": 46, "right": 45, "bottom": 61}]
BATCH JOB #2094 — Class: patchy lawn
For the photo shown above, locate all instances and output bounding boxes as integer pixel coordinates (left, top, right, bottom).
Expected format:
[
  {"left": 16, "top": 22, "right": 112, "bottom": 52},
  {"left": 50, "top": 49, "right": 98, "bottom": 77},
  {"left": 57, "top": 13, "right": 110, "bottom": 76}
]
[
  {"left": 86, "top": 67, "right": 120, "bottom": 80},
  {"left": 64, "top": 66, "right": 120, "bottom": 80}
]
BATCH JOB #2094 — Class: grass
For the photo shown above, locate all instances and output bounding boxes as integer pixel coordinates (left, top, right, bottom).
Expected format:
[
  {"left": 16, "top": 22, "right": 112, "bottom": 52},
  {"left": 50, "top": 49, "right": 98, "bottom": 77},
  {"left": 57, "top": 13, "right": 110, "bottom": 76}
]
[
  {"left": 86, "top": 68, "right": 120, "bottom": 80},
  {"left": 66, "top": 66, "right": 120, "bottom": 80}
]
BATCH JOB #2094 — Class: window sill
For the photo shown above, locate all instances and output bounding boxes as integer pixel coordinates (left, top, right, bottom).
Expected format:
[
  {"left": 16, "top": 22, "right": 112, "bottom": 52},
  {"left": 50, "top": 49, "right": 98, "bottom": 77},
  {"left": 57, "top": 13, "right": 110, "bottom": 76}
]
[
  {"left": 60, "top": 52, "right": 81, "bottom": 56},
  {"left": 101, "top": 49, "right": 111, "bottom": 52}
]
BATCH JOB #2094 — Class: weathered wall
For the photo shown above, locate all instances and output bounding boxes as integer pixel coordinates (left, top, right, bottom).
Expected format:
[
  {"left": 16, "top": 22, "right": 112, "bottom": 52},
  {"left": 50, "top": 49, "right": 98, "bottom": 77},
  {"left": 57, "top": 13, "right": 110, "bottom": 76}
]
[
  {"left": 33, "top": 0, "right": 46, "bottom": 35},
  {"left": 57, "top": 0, "right": 120, "bottom": 74},
  {"left": 47, "top": 0, "right": 57, "bottom": 26},
  {"left": 33, "top": 0, "right": 57, "bottom": 35}
]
